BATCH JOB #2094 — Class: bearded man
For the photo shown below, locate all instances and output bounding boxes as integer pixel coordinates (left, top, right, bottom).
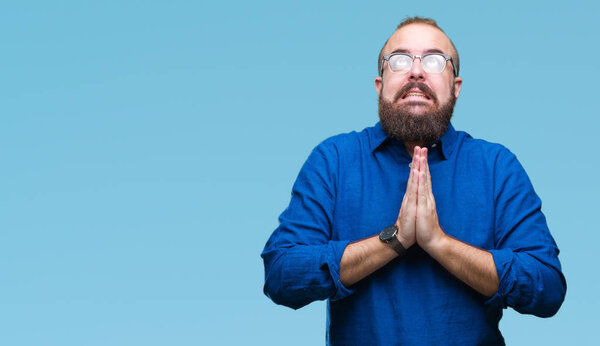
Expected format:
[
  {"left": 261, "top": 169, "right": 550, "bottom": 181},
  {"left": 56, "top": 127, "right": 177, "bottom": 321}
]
[{"left": 261, "top": 17, "right": 566, "bottom": 345}]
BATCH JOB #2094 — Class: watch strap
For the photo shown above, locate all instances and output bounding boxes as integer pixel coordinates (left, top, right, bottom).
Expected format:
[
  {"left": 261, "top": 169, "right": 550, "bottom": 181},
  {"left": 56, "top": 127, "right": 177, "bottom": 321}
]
[{"left": 387, "top": 234, "right": 407, "bottom": 257}]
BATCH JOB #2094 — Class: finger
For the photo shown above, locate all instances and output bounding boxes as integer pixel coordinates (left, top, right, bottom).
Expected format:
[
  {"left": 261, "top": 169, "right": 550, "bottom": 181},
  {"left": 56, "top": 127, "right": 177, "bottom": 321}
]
[
  {"left": 407, "top": 154, "right": 418, "bottom": 205},
  {"left": 414, "top": 146, "right": 421, "bottom": 171},
  {"left": 422, "top": 148, "right": 432, "bottom": 195},
  {"left": 424, "top": 149, "right": 431, "bottom": 190},
  {"left": 422, "top": 149, "right": 437, "bottom": 207},
  {"left": 407, "top": 148, "right": 418, "bottom": 189},
  {"left": 420, "top": 157, "right": 433, "bottom": 206},
  {"left": 402, "top": 148, "right": 419, "bottom": 207},
  {"left": 413, "top": 146, "right": 422, "bottom": 194},
  {"left": 400, "top": 169, "right": 411, "bottom": 206},
  {"left": 417, "top": 170, "right": 428, "bottom": 209},
  {"left": 419, "top": 155, "right": 428, "bottom": 194}
]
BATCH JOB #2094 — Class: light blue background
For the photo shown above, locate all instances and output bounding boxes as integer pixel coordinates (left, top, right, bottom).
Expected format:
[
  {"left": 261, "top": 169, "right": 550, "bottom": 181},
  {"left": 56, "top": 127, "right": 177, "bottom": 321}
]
[{"left": 1, "top": 1, "right": 597, "bottom": 345}]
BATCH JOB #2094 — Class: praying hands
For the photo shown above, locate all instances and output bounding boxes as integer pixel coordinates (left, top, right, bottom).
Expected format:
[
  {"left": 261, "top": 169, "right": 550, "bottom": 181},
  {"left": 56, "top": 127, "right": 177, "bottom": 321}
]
[
  {"left": 395, "top": 146, "right": 447, "bottom": 252},
  {"left": 340, "top": 145, "right": 499, "bottom": 296}
]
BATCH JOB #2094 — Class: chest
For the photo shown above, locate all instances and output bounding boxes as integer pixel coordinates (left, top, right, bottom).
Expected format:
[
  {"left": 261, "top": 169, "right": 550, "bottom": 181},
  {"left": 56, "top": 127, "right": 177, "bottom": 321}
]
[{"left": 331, "top": 152, "right": 496, "bottom": 249}]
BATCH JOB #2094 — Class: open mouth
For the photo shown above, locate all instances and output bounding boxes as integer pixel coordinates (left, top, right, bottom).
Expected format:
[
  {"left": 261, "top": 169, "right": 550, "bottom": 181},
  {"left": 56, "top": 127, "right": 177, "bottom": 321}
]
[{"left": 401, "top": 89, "right": 431, "bottom": 100}]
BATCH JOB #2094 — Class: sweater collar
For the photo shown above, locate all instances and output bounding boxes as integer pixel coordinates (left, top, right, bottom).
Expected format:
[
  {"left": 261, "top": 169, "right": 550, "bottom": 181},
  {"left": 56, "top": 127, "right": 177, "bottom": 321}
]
[{"left": 370, "top": 122, "right": 458, "bottom": 160}]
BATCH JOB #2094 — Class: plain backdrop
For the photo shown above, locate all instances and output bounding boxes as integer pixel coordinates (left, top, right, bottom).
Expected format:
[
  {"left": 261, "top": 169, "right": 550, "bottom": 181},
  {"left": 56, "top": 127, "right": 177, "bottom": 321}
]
[{"left": 1, "top": 1, "right": 598, "bottom": 345}]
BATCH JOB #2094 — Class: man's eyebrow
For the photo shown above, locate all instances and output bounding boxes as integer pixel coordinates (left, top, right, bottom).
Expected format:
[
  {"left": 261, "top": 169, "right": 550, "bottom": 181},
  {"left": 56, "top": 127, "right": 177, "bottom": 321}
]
[
  {"left": 389, "top": 48, "right": 410, "bottom": 54},
  {"left": 424, "top": 48, "right": 445, "bottom": 54},
  {"left": 389, "top": 48, "right": 446, "bottom": 54}
]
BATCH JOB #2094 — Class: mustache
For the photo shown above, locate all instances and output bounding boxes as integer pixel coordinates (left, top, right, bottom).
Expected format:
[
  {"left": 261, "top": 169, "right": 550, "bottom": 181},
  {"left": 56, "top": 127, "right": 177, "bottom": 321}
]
[{"left": 394, "top": 82, "right": 438, "bottom": 103}]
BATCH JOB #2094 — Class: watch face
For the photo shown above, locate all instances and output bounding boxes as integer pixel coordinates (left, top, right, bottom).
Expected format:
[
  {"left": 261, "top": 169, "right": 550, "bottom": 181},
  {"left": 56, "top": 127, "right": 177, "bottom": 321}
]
[{"left": 379, "top": 225, "right": 397, "bottom": 241}]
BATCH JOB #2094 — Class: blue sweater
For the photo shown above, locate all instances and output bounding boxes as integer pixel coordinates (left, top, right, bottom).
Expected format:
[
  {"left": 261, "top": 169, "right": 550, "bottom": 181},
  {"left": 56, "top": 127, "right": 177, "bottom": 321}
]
[{"left": 262, "top": 122, "right": 566, "bottom": 345}]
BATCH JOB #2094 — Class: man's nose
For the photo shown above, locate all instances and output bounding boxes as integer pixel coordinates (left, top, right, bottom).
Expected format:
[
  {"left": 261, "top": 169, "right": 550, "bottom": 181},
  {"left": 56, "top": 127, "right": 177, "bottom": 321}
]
[{"left": 408, "top": 57, "right": 425, "bottom": 80}]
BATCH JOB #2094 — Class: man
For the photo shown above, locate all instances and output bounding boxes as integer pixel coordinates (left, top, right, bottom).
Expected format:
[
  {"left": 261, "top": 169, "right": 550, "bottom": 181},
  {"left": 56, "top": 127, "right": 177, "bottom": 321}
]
[{"left": 261, "top": 17, "right": 566, "bottom": 345}]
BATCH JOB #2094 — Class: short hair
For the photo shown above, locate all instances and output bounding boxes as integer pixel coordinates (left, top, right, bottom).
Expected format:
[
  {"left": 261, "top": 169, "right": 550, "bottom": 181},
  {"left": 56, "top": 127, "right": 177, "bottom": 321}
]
[{"left": 377, "top": 17, "right": 460, "bottom": 77}]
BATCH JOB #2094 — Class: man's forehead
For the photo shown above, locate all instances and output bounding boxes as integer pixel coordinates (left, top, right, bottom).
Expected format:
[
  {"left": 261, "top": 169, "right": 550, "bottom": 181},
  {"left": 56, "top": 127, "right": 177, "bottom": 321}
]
[{"left": 383, "top": 23, "right": 453, "bottom": 55}]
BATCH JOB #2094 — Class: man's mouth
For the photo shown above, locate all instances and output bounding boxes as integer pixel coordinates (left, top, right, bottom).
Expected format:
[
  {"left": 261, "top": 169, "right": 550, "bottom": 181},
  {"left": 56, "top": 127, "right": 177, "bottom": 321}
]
[{"left": 401, "top": 89, "right": 431, "bottom": 100}]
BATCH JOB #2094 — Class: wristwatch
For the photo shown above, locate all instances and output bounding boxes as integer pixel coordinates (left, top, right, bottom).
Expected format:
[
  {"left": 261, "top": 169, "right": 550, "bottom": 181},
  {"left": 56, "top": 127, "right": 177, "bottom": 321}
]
[{"left": 379, "top": 225, "right": 407, "bottom": 257}]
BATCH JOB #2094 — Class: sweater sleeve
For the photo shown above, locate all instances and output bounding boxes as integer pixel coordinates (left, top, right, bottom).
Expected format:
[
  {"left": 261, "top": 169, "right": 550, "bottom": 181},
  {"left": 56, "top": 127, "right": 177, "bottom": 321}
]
[
  {"left": 485, "top": 149, "right": 566, "bottom": 317},
  {"left": 261, "top": 141, "right": 355, "bottom": 310}
]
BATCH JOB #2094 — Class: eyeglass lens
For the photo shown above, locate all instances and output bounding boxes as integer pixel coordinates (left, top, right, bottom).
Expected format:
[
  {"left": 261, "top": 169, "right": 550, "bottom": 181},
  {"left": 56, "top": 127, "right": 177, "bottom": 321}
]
[{"left": 388, "top": 54, "right": 447, "bottom": 74}]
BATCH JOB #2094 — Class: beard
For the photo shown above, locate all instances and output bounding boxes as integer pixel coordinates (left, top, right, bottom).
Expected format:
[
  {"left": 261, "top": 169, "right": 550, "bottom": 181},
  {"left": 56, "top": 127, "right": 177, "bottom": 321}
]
[{"left": 378, "top": 82, "right": 456, "bottom": 144}]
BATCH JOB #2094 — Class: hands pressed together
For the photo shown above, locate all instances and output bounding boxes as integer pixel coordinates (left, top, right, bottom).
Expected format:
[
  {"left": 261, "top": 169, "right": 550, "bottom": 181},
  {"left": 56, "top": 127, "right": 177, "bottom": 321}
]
[
  {"left": 395, "top": 146, "right": 447, "bottom": 252},
  {"left": 340, "top": 146, "right": 498, "bottom": 293}
]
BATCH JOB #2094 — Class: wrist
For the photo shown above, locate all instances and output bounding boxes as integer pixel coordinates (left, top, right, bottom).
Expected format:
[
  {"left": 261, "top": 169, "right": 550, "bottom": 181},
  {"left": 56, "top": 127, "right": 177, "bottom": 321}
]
[
  {"left": 422, "top": 227, "right": 449, "bottom": 255},
  {"left": 379, "top": 225, "right": 407, "bottom": 257},
  {"left": 394, "top": 221, "right": 415, "bottom": 249},
  {"left": 395, "top": 232, "right": 412, "bottom": 250}
]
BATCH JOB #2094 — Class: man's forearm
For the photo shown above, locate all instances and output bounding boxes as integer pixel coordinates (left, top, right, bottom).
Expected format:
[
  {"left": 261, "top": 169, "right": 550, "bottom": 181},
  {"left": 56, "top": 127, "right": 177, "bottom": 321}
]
[
  {"left": 413, "top": 148, "right": 499, "bottom": 297},
  {"left": 424, "top": 234, "right": 499, "bottom": 297},
  {"left": 339, "top": 151, "right": 419, "bottom": 287},
  {"left": 339, "top": 235, "right": 401, "bottom": 287}
]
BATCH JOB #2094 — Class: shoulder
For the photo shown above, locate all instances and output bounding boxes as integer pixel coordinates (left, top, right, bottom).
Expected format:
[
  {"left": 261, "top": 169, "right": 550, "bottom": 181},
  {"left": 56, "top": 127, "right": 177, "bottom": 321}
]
[
  {"left": 455, "top": 130, "right": 532, "bottom": 189},
  {"left": 455, "top": 130, "right": 518, "bottom": 166},
  {"left": 457, "top": 130, "right": 509, "bottom": 155},
  {"left": 295, "top": 126, "right": 375, "bottom": 194},
  {"left": 310, "top": 124, "right": 377, "bottom": 160}
]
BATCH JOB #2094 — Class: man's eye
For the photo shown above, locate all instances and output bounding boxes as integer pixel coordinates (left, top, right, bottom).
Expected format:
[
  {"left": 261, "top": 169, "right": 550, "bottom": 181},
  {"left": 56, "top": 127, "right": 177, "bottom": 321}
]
[
  {"left": 424, "top": 56, "right": 443, "bottom": 69},
  {"left": 391, "top": 57, "right": 411, "bottom": 70}
]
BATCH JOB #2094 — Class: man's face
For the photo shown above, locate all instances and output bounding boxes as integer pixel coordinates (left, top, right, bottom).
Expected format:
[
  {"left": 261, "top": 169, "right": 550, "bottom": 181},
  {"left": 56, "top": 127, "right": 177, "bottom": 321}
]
[{"left": 375, "top": 23, "right": 462, "bottom": 143}]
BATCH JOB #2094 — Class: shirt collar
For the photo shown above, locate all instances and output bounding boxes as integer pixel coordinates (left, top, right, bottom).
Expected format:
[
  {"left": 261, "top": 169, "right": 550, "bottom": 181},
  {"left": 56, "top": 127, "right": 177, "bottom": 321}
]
[
  {"left": 370, "top": 122, "right": 459, "bottom": 160},
  {"left": 437, "top": 123, "right": 458, "bottom": 160},
  {"left": 369, "top": 122, "right": 389, "bottom": 152}
]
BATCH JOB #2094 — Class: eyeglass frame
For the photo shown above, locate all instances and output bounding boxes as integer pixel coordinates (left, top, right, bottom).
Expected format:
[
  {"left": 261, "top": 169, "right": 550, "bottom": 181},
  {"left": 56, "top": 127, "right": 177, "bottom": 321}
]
[{"left": 379, "top": 52, "right": 458, "bottom": 78}]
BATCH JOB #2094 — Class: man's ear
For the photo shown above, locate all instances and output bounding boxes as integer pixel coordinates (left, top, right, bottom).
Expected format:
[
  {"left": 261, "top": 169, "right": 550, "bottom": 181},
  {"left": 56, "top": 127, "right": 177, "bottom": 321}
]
[
  {"left": 453, "top": 76, "right": 462, "bottom": 99},
  {"left": 375, "top": 76, "right": 383, "bottom": 97}
]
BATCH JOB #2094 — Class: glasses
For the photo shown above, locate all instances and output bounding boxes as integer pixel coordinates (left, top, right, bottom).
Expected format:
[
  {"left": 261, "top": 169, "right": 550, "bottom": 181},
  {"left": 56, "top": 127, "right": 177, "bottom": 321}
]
[{"left": 380, "top": 52, "right": 457, "bottom": 77}]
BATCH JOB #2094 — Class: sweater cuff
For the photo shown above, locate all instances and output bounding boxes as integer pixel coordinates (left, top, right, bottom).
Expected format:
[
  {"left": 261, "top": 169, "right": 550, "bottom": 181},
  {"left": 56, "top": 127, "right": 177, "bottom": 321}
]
[
  {"left": 327, "top": 240, "right": 355, "bottom": 301},
  {"left": 485, "top": 248, "right": 515, "bottom": 308}
]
